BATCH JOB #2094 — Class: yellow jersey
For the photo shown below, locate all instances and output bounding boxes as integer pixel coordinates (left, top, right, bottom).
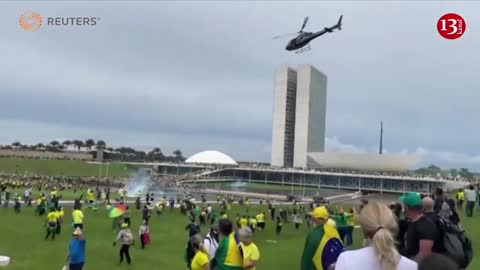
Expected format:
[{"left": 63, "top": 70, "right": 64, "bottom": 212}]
[
  {"left": 191, "top": 250, "right": 209, "bottom": 270},
  {"left": 347, "top": 213, "right": 356, "bottom": 226},
  {"left": 249, "top": 218, "right": 257, "bottom": 229},
  {"left": 255, "top": 214, "right": 264, "bottom": 223},
  {"left": 239, "top": 218, "right": 248, "bottom": 228},
  {"left": 72, "top": 209, "right": 84, "bottom": 224},
  {"left": 47, "top": 212, "right": 58, "bottom": 223},
  {"left": 241, "top": 242, "right": 260, "bottom": 270}
]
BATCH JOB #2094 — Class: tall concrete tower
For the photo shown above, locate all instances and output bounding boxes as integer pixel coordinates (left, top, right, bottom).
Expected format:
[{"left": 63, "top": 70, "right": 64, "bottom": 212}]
[
  {"left": 271, "top": 65, "right": 297, "bottom": 167},
  {"left": 271, "top": 64, "right": 327, "bottom": 168}
]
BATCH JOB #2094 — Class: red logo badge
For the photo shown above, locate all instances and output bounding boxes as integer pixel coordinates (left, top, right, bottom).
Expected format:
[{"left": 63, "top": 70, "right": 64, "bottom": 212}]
[{"left": 437, "top": 13, "right": 466, "bottom": 40}]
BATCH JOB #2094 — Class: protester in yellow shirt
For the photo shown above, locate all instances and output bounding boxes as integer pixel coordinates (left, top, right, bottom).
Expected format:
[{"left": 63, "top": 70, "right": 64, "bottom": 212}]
[
  {"left": 72, "top": 208, "right": 84, "bottom": 229},
  {"left": 239, "top": 216, "right": 248, "bottom": 228},
  {"left": 55, "top": 207, "right": 64, "bottom": 234},
  {"left": 45, "top": 208, "right": 58, "bottom": 240},
  {"left": 190, "top": 234, "right": 210, "bottom": 270},
  {"left": 248, "top": 216, "right": 257, "bottom": 232},
  {"left": 87, "top": 190, "right": 95, "bottom": 205},
  {"left": 239, "top": 227, "right": 260, "bottom": 270},
  {"left": 255, "top": 212, "right": 265, "bottom": 231},
  {"left": 456, "top": 189, "right": 465, "bottom": 211},
  {"left": 345, "top": 208, "right": 356, "bottom": 246}
]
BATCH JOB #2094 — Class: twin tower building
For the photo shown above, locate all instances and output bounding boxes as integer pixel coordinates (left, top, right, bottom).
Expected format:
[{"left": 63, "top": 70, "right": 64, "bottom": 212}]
[{"left": 271, "top": 64, "right": 327, "bottom": 169}]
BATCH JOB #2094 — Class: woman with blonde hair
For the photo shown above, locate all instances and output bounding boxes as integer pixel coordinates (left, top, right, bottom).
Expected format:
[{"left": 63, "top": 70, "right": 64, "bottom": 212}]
[{"left": 334, "top": 202, "right": 417, "bottom": 270}]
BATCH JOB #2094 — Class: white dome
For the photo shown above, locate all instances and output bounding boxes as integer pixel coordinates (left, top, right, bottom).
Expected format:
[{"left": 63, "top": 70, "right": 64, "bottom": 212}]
[{"left": 185, "top": 150, "right": 237, "bottom": 165}]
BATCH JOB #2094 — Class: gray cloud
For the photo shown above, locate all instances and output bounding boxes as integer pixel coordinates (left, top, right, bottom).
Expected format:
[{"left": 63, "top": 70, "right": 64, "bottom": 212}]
[{"left": 1, "top": 2, "right": 479, "bottom": 168}]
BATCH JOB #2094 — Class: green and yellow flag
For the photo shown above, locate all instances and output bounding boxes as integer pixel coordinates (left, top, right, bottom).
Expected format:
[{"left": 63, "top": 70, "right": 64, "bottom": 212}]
[
  {"left": 212, "top": 232, "right": 243, "bottom": 270},
  {"left": 301, "top": 223, "right": 344, "bottom": 270}
]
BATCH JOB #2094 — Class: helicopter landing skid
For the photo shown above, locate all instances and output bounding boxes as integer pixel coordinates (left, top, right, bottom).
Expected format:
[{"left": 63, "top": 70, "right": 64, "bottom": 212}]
[{"left": 295, "top": 45, "right": 311, "bottom": 54}]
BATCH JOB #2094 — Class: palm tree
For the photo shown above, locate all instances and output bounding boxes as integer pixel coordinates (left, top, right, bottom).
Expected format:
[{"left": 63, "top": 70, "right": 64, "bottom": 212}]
[
  {"left": 36, "top": 143, "right": 45, "bottom": 151},
  {"left": 62, "top": 140, "right": 72, "bottom": 150},
  {"left": 50, "top": 140, "right": 60, "bottom": 147},
  {"left": 152, "top": 147, "right": 164, "bottom": 161},
  {"left": 72, "top": 140, "right": 84, "bottom": 151},
  {"left": 96, "top": 140, "right": 106, "bottom": 150},
  {"left": 11, "top": 141, "right": 21, "bottom": 149},
  {"left": 84, "top": 139, "right": 95, "bottom": 150},
  {"left": 173, "top": 149, "right": 185, "bottom": 162}
]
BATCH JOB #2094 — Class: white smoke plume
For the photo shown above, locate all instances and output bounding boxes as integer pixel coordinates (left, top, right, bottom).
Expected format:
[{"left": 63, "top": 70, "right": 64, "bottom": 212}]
[{"left": 124, "top": 168, "right": 151, "bottom": 197}]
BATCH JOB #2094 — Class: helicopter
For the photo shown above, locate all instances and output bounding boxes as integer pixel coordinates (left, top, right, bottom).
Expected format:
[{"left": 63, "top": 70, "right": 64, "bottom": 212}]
[{"left": 273, "top": 15, "right": 343, "bottom": 53}]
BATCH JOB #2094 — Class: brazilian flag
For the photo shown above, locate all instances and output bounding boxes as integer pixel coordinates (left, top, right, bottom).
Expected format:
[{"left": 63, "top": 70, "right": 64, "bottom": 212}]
[
  {"left": 211, "top": 232, "right": 244, "bottom": 270},
  {"left": 301, "top": 223, "right": 344, "bottom": 270}
]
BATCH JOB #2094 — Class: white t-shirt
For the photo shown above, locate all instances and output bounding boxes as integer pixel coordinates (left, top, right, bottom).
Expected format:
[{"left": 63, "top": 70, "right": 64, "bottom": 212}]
[
  {"left": 335, "top": 247, "right": 417, "bottom": 270},
  {"left": 203, "top": 234, "right": 218, "bottom": 260},
  {"left": 464, "top": 189, "right": 476, "bottom": 202}
]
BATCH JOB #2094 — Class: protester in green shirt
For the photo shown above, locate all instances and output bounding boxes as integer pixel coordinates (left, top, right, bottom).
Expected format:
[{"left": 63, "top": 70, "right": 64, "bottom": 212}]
[{"left": 331, "top": 207, "right": 348, "bottom": 244}]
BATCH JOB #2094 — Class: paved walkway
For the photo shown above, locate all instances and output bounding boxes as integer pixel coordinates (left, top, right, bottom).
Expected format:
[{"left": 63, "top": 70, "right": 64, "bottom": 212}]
[{"left": 3, "top": 188, "right": 362, "bottom": 205}]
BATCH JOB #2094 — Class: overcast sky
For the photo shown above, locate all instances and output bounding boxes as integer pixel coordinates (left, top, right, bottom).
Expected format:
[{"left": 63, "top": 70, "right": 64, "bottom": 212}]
[{"left": 1, "top": 2, "right": 479, "bottom": 169}]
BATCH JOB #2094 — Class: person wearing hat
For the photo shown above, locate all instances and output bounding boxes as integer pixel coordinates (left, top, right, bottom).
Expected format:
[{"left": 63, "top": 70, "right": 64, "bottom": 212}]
[
  {"left": 66, "top": 228, "right": 86, "bottom": 270},
  {"left": 203, "top": 224, "right": 219, "bottom": 260},
  {"left": 301, "top": 206, "right": 344, "bottom": 270},
  {"left": 113, "top": 223, "right": 134, "bottom": 265},
  {"left": 400, "top": 192, "right": 443, "bottom": 262}
]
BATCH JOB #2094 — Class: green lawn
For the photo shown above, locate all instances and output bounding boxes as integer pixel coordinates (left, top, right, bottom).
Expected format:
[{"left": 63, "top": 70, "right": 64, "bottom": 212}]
[
  {"left": 0, "top": 204, "right": 478, "bottom": 269},
  {"left": 0, "top": 158, "right": 131, "bottom": 177}
]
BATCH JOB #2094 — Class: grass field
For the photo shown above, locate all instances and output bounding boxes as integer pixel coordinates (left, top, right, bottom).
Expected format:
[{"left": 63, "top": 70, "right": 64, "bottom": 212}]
[
  {"left": 0, "top": 204, "right": 478, "bottom": 270},
  {"left": 0, "top": 158, "right": 131, "bottom": 177}
]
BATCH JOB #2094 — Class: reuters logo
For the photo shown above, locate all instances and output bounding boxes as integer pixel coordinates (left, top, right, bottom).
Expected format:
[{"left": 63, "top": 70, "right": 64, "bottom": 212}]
[{"left": 19, "top": 11, "right": 43, "bottom": 32}]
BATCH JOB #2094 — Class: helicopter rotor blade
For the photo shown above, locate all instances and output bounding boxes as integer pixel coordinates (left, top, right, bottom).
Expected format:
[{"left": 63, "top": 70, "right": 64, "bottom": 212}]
[
  {"left": 300, "top": 16, "right": 309, "bottom": 32},
  {"left": 272, "top": 32, "right": 298, "bottom": 39}
]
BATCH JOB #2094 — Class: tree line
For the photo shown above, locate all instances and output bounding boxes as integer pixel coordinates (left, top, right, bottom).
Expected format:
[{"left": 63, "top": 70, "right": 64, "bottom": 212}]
[
  {"left": 415, "top": 164, "right": 475, "bottom": 179},
  {"left": 0, "top": 140, "right": 185, "bottom": 163}
]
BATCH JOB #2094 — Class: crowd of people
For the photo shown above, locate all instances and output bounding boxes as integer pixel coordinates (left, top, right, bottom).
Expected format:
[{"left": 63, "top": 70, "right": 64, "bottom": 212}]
[
  {"left": 0, "top": 173, "right": 478, "bottom": 270},
  {"left": 0, "top": 173, "right": 125, "bottom": 191}
]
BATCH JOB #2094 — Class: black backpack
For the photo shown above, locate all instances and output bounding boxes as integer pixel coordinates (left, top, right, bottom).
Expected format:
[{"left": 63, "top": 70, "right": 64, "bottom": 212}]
[{"left": 436, "top": 216, "right": 473, "bottom": 269}]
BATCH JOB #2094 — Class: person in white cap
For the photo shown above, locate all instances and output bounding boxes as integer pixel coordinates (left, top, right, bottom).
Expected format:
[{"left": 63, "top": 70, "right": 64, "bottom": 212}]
[
  {"left": 66, "top": 228, "right": 86, "bottom": 270},
  {"left": 113, "top": 223, "right": 134, "bottom": 265}
]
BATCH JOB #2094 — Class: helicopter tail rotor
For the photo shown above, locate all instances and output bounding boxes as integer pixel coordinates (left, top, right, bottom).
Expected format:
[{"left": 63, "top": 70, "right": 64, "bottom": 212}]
[{"left": 337, "top": 15, "right": 343, "bottom": 30}]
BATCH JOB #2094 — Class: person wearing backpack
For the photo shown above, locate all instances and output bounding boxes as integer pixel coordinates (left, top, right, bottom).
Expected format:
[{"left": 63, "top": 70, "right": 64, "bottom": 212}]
[
  {"left": 204, "top": 225, "right": 219, "bottom": 260},
  {"left": 113, "top": 223, "right": 134, "bottom": 265}
]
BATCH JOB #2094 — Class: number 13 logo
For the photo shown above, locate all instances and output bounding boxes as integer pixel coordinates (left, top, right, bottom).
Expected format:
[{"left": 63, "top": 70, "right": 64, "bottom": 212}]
[{"left": 437, "top": 13, "right": 466, "bottom": 40}]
